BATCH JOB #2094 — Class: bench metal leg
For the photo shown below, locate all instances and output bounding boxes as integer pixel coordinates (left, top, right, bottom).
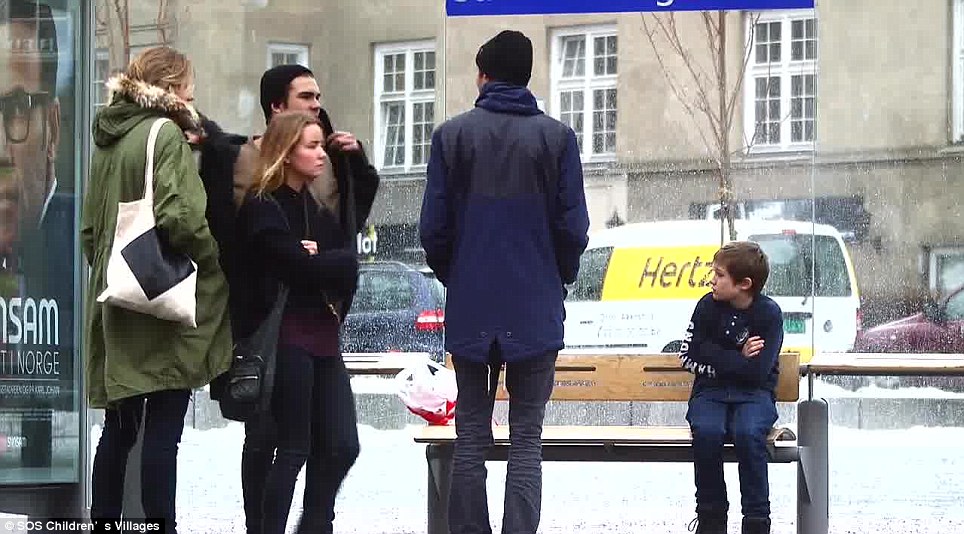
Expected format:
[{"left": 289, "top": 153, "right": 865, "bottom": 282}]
[
  {"left": 426, "top": 443, "right": 453, "bottom": 534},
  {"left": 797, "top": 399, "right": 829, "bottom": 534}
]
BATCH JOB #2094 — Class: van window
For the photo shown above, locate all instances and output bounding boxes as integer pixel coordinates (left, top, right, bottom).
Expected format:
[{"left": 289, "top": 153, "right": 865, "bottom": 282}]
[
  {"left": 566, "top": 247, "right": 613, "bottom": 302},
  {"left": 750, "top": 234, "right": 852, "bottom": 297}
]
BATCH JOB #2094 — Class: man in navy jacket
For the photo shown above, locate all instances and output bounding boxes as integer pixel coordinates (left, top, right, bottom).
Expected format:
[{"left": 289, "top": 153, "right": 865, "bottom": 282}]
[{"left": 419, "top": 29, "right": 590, "bottom": 534}]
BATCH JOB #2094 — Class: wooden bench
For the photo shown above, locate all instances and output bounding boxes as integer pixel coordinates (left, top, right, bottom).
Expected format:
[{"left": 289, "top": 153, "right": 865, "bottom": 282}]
[
  {"left": 414, "top": 352, "right": 804, "bottom": 534},
  {"left": 343, "top": 352, "right": 433, "bottom": 375}
]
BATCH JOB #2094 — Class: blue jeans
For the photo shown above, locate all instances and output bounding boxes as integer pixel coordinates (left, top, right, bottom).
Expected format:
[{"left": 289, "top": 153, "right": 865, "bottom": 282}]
[
  {"left": 686, "top": 387, "right": 778, "bottom": 519},
  {"left": 449, "top": 345, "right": 557, "bottom": 534},
  {"left": 90, "top": 389, "right": 191, "bottom": 534}
]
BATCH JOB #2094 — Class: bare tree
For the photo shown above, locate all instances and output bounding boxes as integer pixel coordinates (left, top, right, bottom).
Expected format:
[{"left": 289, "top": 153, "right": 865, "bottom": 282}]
[
  {"left": 97, "top": 0, "right": 174, "bottom": 67},
  {"left": 640, "top": 11, "right": 760, "bottom": 242},
  {"left": 108, "top": 0, "right": 130, "bottom": 64},
  {"left": 156, "top": 0, "right": 172, "bottom": 44}
]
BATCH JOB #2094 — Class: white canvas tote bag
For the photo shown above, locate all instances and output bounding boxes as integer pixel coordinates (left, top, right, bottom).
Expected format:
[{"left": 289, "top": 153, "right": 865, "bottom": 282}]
[{"left": 96, "top": 117, "right": 198, "bottom": 327}]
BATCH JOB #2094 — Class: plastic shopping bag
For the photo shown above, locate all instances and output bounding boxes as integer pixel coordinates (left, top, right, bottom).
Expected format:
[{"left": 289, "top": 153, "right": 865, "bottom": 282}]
[{"left": 395, "top": 358, "right": 457, "bottom": 425}]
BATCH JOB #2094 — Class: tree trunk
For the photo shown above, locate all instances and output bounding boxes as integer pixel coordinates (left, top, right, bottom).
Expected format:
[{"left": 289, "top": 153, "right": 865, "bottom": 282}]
[{"left": 717, "top": 11, "right": 737, "bottom": 243}]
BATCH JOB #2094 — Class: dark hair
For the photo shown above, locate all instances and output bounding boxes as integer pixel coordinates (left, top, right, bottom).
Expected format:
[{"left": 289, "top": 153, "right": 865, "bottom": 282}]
[
  {"left": 713, "top": 241, "right": 770, "bottom": 295},
  {"left": 260, "top": 64, "right": 314, "bottom": 123},
  {"left": 6, "top": 1, "right": 59, "bottom": 94}
]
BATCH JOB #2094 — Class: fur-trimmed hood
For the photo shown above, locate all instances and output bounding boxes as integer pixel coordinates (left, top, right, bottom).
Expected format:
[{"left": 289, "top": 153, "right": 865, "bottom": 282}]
[{"left": 92, "top": 73, "right": 200, "bottom": 147}]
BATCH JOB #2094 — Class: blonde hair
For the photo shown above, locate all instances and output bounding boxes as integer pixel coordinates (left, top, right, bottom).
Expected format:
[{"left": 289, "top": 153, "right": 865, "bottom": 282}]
[
  {"left": 127, "top": 46, "right": 193, "bottom": 93},
  {"left": 252, "top": 111, "right": 324, "bottom": 197}
]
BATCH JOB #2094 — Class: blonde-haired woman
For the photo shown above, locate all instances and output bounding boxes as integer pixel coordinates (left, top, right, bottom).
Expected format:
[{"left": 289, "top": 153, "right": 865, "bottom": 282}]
[
  {"left": 82, "top": 46, "right": 231, "bottom": 532},
  {"left": 235, "top": 111, "right": 360, "bottom": 534}
]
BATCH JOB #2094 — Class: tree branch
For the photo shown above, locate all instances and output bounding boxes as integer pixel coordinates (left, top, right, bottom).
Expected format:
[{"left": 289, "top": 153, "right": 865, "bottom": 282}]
[{"left": 640, "top": 13, "right": 720, "bottom": 166}]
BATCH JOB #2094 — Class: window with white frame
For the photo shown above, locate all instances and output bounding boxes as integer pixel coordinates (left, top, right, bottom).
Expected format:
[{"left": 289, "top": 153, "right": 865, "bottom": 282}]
[
  {"left": 93, "top": 48, "right": 110, "bottom": 109},
  {"left": 953, "top": 0, "right": 964, "bottom": 142},
  {"left": 374, "top": 41, "right": 436, "bottom": 171},
  {"left": 268, "top": 43, "right": 310, "bottom": 69},
  {"left": 551, "top": 26, "right": 618, "bottom": 159},
  {"left": 744, "top": 11, "right": 817, "bottom": 152}
]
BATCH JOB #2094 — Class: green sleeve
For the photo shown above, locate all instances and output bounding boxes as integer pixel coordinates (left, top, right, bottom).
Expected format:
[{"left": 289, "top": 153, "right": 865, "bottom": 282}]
[
  {"left": 80, "top": 153, "right": 106, "bottom": 265},
  {"left": 151, "top": 123, "right": 220, "bottom": 272},
  {"left": 80, "top": 174, "right": 97, "bottom": 265}
]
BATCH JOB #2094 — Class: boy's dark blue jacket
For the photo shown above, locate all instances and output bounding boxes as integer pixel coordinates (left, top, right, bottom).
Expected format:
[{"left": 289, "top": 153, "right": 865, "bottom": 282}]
[
  {"left": 419, "top": 82, "right": 590, "bottom": 363},
  {"left": 679, "top": 292, "right": 785, "bottom": 392}
]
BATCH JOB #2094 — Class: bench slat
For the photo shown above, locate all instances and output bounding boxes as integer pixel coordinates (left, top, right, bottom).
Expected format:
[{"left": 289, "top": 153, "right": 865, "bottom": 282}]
[
  {"left": 415, "top": 425, "right": 796, "bottom": 445},
  {"left": 446, "top": 353, "right": 800, "bottom": 403},
  {"left": 805, "top": 353, "right": 964, "bottom": 376}
]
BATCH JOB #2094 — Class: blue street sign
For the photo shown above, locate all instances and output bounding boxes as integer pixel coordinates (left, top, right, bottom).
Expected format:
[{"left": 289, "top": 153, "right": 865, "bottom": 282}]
[{"left": 447, "top": 0, "right": 814, "bottom": 17}]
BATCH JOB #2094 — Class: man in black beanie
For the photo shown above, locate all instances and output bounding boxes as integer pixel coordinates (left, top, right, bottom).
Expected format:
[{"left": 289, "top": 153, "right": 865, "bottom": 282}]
[
  {"left": 474, "top": 29, "right": 534, "bottom": 87},
  {"left": 197, "top": 64, "right": 379, "bottom": 534},
  {"left": 420, "top": 29, "right": 590, "bottom": 534}
]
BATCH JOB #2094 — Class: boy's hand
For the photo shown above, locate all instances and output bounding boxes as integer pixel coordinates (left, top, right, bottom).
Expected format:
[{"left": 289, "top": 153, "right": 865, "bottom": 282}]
[{"left": 742, "top": 336, "right": 764, "bottom": 358}]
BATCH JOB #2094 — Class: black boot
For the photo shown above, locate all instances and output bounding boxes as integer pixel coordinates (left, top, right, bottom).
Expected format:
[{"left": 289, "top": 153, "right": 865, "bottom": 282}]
[
  {"left": 741, "top": 517, "right": 771, "bottom": 534},
  {"left": 688, "top": 509, "right": 727, "bottom": 534}
]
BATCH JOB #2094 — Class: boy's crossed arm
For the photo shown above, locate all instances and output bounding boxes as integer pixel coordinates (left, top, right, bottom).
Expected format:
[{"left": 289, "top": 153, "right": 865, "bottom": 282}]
[
  {"left": 678, "top": 295, "right": 719, "bottom": 379},
  {"left": 679, "top": 296, "right": 784, "bottom": 388}
]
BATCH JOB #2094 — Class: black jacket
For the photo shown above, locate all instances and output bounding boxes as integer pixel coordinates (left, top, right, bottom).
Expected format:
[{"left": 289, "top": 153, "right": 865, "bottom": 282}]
[
  {"left": 233, "top": 185, "right": 358, "bottom": 339},
  {"left": 197, "top": 118, "right": 247, "bottom": 280}
]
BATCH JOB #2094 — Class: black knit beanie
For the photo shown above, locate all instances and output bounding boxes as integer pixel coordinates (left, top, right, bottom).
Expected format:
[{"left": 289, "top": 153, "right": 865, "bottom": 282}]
[
  {"left": 260, "top": 64, "right": 314, "bottom": 123},
  {"left": 475, "top": 30, "right": 533, "bottom": 87}
]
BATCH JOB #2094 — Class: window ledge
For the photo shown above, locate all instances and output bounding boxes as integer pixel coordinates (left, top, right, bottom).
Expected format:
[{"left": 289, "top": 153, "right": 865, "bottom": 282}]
[
  {"left": 940, "top": 143, "right": 964, "bottom": 156},
  {"left": 378, "top": 168, "right": 427, "bottom": 182},
  {"left": 583, "top": 159, "right": 620, "bottom": 176},
  {"left": 742, "top": 149, "right": 815, "bottom": 166}
]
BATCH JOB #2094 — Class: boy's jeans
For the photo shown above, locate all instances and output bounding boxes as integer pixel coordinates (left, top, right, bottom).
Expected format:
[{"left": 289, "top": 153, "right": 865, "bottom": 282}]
[
  {"left": 686, "top": 387, "right": 778, "bottom": 518},
  {"left": 448, "top": 346, "right": 557, "bottom": 534}
]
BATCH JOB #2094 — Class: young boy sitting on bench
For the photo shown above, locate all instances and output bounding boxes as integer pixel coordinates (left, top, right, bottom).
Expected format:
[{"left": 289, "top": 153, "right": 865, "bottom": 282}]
[{"left": 678, "top": 241, "right": 784, "bottom": 534}]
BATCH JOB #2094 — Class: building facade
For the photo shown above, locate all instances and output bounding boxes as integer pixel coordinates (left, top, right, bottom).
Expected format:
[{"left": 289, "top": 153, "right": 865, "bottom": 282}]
[{"left": 90, "top": 2, "right": 964, "bottom": 326}]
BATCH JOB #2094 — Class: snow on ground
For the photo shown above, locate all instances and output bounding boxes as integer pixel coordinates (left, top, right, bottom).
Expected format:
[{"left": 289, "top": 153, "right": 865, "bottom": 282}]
[
  {"left": 158, "top": 422, "right": 964, "bottom": 533},
  {"left": 83, "top": 378, "right": 964, "bottom": 533}
]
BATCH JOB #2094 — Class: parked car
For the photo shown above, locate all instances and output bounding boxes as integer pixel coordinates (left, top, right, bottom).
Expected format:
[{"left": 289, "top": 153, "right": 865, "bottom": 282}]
[
  {"left": 341, "top": 262, "right": 445, "bottom": 361},
  {"left": 853, "top": 286, "right": 964, "bottom": 353},
  {"left": 850, "top": 286, "right": 964, "bottom": 390}
]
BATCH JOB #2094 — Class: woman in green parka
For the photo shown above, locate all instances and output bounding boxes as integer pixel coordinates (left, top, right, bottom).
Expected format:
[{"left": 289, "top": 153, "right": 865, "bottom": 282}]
[{"left": 81, "top": 46, "right": 231, "bottom": 533}]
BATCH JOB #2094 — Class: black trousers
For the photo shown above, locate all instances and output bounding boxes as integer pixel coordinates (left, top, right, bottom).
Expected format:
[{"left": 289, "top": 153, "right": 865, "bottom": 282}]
[
  {"left": 243, "top": 345, "right": 360, "bottom": 534},
  {"left": 90, "top": 389, "right": 191, "bottom": 534}
]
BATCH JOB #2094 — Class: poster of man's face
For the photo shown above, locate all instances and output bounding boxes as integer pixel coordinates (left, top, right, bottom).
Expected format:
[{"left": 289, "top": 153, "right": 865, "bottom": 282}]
[
  {"left": 0, "top": 0, "right": 60, "bottom": 269},
  {"left": 0, "top": 0, "right": 76, "bottom": 422}
]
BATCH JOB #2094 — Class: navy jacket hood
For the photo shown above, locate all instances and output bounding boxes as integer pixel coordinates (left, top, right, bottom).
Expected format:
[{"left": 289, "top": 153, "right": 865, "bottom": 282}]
[{"left": 475, "top": 82, "right": 543, "bottom": 116}]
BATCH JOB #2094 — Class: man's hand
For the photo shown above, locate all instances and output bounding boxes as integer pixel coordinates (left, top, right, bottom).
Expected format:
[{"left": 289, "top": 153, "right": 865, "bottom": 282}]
[
  {"left": 327, "top": 131, "right": 361, "bottom": 153},
  {"left": 185, "top": 130, "right": 204, "bottom": 145},
  {"left": 301, "top": 240, "right": 318, "bottom": 256},
  {"left": 742, "top": 336, "right": 765, "bottom": 358}
]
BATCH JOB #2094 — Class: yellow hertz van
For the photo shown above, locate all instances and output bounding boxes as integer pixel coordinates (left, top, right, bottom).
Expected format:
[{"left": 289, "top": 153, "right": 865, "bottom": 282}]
[{"left": 564, "top": 220, "right": 861, "bottom": 363}]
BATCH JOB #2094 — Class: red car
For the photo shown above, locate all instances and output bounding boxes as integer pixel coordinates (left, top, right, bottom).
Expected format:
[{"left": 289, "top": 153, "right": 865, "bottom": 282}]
[{"left": 854, "top": 286, "right": 964, "bottom": 353}]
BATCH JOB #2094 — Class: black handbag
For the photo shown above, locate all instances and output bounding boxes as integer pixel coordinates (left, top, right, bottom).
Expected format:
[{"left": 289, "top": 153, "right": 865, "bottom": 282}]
[{"left": 218, "top": 283, "right": 288, "bottom": 422}]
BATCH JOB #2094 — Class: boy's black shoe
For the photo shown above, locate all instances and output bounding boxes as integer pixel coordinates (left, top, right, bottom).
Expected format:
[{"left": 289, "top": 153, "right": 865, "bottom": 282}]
[{"left": 741, "top": 517, "right": 771, "bottom": 534}]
